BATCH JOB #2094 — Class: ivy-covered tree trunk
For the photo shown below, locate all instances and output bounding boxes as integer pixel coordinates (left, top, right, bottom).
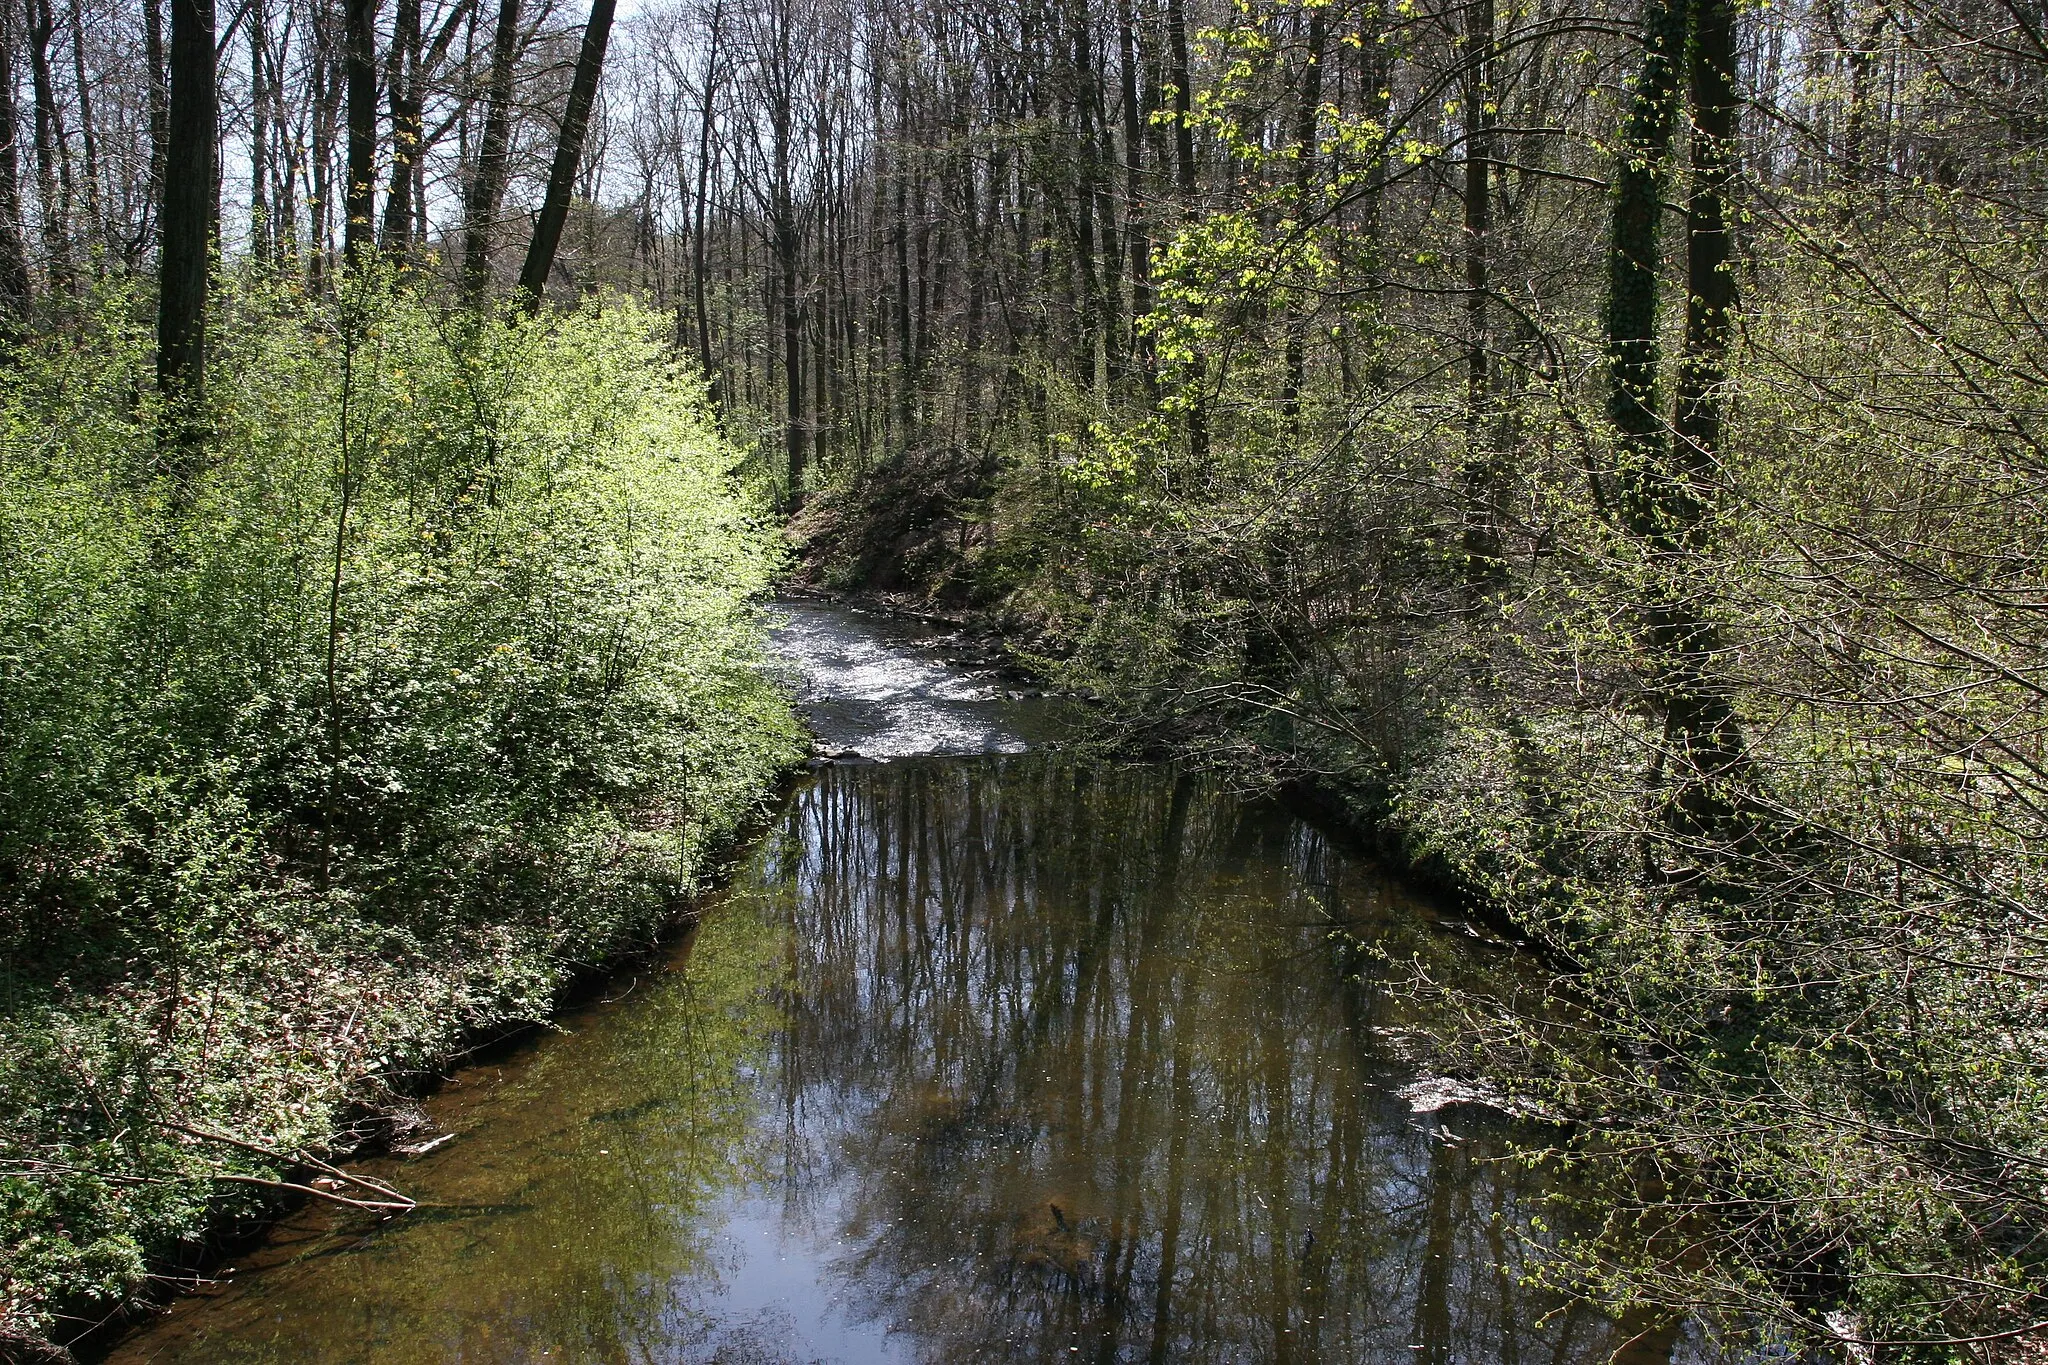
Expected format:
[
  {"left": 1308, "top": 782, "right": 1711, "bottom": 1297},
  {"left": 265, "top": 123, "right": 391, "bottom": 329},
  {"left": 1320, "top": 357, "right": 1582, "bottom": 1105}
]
[
  {"left": 1676, "top": 0, "right": 1738, "bottom": 475},
  {"left": 1664, "top": 0, "right": 1748, "bottom": 835},
  {"left": 1603, "top": 0, "right": 1686, "bottom": 486},
  {"left": 1603, "top": 0, "right": 1748, "bottom": 844}
]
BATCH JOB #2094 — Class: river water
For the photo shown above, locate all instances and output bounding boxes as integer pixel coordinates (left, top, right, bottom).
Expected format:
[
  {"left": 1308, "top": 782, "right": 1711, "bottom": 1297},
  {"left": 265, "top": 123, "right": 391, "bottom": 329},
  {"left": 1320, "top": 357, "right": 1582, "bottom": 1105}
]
[{"left": 106, "top": 600, "right": 1721, "bottom": 1365}]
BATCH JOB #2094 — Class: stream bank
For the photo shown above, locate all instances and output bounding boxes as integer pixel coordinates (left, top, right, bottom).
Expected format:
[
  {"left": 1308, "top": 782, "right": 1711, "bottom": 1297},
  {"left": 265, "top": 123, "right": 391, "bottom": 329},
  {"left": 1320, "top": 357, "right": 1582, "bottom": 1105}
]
[{"left": 98, "top": 599, "right": 1733, "bottom": 1365}]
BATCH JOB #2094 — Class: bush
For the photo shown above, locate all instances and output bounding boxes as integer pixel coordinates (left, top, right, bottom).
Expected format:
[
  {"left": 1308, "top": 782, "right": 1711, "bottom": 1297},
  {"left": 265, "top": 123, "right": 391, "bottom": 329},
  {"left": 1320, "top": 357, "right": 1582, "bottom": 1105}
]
[{"left": 0, "top": 276, "right": 803, "bottom": 1344}]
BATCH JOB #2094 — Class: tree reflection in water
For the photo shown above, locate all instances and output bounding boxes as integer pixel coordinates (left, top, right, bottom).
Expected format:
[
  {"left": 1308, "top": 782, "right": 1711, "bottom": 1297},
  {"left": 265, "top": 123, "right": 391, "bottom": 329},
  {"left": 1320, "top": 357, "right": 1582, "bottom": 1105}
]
[
  {"left": 752, "top": 755, "right": 1669, "bottom": 1364},
  {"left": 109, "top": 754, "right": 1704, "bottom": 1365}
]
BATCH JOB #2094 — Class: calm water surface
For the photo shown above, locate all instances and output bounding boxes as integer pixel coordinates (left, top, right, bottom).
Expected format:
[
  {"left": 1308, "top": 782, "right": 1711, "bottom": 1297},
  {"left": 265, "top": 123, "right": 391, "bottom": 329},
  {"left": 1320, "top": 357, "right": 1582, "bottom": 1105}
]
[{"left": 107, "top": 600, "right": 1717, "bottom": 1364}]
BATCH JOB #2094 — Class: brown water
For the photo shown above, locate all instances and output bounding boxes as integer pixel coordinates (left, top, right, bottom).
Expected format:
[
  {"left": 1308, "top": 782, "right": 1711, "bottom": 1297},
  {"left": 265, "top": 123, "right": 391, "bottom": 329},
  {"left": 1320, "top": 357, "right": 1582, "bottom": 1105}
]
[{"left": 106, "top": 602, "right": 1722, "bottom": 1365}]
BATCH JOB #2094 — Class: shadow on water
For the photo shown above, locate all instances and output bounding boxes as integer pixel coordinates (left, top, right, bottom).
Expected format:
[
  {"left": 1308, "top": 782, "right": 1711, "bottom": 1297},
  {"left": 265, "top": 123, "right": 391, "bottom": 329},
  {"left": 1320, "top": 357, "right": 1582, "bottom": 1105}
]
[{"left": 106, "top": 603, "right": 1734, "bottom": 1364}]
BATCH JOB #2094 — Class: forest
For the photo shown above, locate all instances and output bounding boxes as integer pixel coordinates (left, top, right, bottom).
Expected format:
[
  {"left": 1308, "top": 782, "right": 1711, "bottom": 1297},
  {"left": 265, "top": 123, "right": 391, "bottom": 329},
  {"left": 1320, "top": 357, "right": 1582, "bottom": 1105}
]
[{"left": 0, "top": 0, "right": 2044, "bottom": 1355}]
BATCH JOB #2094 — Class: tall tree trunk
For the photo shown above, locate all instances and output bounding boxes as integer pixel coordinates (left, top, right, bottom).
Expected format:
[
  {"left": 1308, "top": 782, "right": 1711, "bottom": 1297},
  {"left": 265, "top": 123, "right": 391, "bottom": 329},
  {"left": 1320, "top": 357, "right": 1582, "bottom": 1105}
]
[
  {"left": 1350, "top": 0, "right": 1392, "bottom": 390},
  {"left": 1676, "top": 0, "right": 1738, "bottom": 483},
  {"left": 249, "top": 0, "right": 271, "bottom": 262},
  {"left": 1117, "top": 0, "right": 1152, "bottom": 383},
  {"left": 1165, "top": 0, "right": 1196, "bottom": 207},
  {"left": 892, "top": 154, "right": 913, "bottom": 439},
  {"left": 342, "top": 0, "right": 379, "bottom": 266},
  {"left": 1069, "top": 10, "right": 1104, "bottom": 391},
  {"left": 683, "top": 0, "right": 725, "bottom": 398},
  {"left": 143, "top": 0, "right": 168, "bottom": 254},
  {"left": 1603, "top": 0, "right": 1749, "bottom": 842},
  {"left": 517, "top": 0, "right": 618, "bottom": 310},
  {"left": 1165, "top": 0, "right": 1205, "bottom": 460},
  {"left": 68, "top": 0, "right": 101, "bottom": 268},
  {"left": 1244, "top": 4, "right": 1329, "bottom": 689},
  {"left": 308, "top": 0, "right": 341, "bottom": 287},
  {"left": 460, "top": 0, "right": 519, "bottom": 300},
  {"left": 157, "top": 0, "right": 216, "bottom": 462},
  {"left": 771, "top": 84, "right": 804, "bottom": 506},
  {"left": 1091, "top": 53, "right": 1123, "bottom": 388},
  {"left": 1664, "top": 0, "right": 1747, "bottom": 825},
  {"left": 1459, "top": 0, "right": 1503, "bottom": 589},
  {"left": 380, "top": 0, "right": 422, "bottom": 258},
  {"left": 0, "top": 0, "right": 32, "bottom": 315},
  {"left": 259, "top": 6, "right": 291, "bottom": 267},
  {"left": 26, "top": 0, "right": 70, "bottom": 290},
  {"left": 1839, "top": 4, "right": 1886, "bottom": 184},
  {"left": 413, "top": 129, "right": 427, "bottom": 246},
  {"left": 960, "top": 123, "right": 988, "bottom": 426},
  {"left": 1278, "top": 4, "right": 1325, "bottom": 440},
  {"left": 271, "top": 36, "right": 300, "bottom": 271},
  {"left": 1603, "top": 0, "right": 1686, "bottom": 504}
]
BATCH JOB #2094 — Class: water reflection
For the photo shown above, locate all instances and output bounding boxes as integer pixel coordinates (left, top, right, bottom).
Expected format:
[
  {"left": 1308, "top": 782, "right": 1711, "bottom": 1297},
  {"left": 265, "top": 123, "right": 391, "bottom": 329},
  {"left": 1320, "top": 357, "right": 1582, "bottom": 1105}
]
[
  {"left": 111, "top": 756, "right": 1693, "bottom": 1364},
  {"left": 760, "top": 757, "right": 1630, "bottom": 1365}
]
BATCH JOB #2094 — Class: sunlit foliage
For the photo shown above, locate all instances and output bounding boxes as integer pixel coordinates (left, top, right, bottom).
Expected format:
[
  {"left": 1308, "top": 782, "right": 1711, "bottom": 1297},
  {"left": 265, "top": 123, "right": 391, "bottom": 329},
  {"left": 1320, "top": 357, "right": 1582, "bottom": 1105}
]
[{"left": 0, "top": 279, "right": 802, "bottom": 1339}]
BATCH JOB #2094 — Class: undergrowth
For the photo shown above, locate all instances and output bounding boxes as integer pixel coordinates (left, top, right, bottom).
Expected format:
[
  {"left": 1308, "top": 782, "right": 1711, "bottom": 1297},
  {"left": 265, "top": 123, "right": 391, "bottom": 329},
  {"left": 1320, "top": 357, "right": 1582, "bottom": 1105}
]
[{"left": 0, "top": 276, "right": 803, "bottom": 1352}]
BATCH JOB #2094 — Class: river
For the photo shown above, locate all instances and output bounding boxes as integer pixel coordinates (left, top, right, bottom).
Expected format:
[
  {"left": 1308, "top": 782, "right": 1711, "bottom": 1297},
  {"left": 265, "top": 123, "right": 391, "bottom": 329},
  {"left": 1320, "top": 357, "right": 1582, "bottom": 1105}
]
[{"left": 104, "top": 599, "right": 1727, "bottom": 1364}]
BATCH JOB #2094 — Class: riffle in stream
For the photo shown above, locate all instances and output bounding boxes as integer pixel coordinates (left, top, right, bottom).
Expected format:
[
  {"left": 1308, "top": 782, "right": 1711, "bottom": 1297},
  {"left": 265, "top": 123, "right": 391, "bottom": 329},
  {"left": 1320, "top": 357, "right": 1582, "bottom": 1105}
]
[{"left": 106, "top": 600, "right": 1725, "bottom": 1364}]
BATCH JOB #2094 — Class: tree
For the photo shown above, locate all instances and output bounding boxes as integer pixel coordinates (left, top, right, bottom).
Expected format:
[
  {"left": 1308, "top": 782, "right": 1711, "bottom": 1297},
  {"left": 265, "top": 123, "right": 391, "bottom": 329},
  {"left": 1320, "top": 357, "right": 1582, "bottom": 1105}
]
[
  {"left": 735, "top": 0, "right": 808, "bottom": 505},
  {"left": 380, "top": 0, "right": 424, "bottom": 258},
  {"left": 518, "top": 0, "right": 620, "bottom": 310},
  {"left": 157, "top": 0, "right": 217, "bottom": 457},
  {"left": 461, "top": 0, "right": 522, "bottom": 299},
  {"left": 1599, "top": 0, "right": 1752, "bottom": 841},
  {"left": 343, "top": 0, "right": 379, "bottom": 265},
  {"left": 0, "top": 0, "right": 32, "bottom": 316}
]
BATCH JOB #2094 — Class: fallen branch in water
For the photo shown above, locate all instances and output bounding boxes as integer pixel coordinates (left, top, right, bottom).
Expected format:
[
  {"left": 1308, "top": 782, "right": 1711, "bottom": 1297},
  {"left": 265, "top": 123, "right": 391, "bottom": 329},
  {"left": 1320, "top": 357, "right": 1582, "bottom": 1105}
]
[
  {"left": 395, "top": 1131, "right": 455, "bottom": 1157},
  {"left": 208, "top": 1173, "right": 414, "bottom": 1214},
  {"left": 156, "top": 1120, "right": 416, "bottom": 1209}
]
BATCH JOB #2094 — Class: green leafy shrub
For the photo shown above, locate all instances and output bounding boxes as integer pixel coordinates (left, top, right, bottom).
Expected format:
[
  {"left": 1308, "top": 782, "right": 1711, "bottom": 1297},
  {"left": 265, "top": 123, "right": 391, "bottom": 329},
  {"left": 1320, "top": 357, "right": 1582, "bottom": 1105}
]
[{"left": 0, "top": 277, "right": 802, "bottom": 1344}]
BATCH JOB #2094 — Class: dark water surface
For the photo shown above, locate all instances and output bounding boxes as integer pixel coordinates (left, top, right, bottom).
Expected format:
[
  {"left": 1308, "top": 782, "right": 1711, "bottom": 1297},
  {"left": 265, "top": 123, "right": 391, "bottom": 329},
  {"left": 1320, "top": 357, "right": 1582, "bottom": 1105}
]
[{"left": 107, "top": 601, "right": 1718, "bottom": 1364}]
